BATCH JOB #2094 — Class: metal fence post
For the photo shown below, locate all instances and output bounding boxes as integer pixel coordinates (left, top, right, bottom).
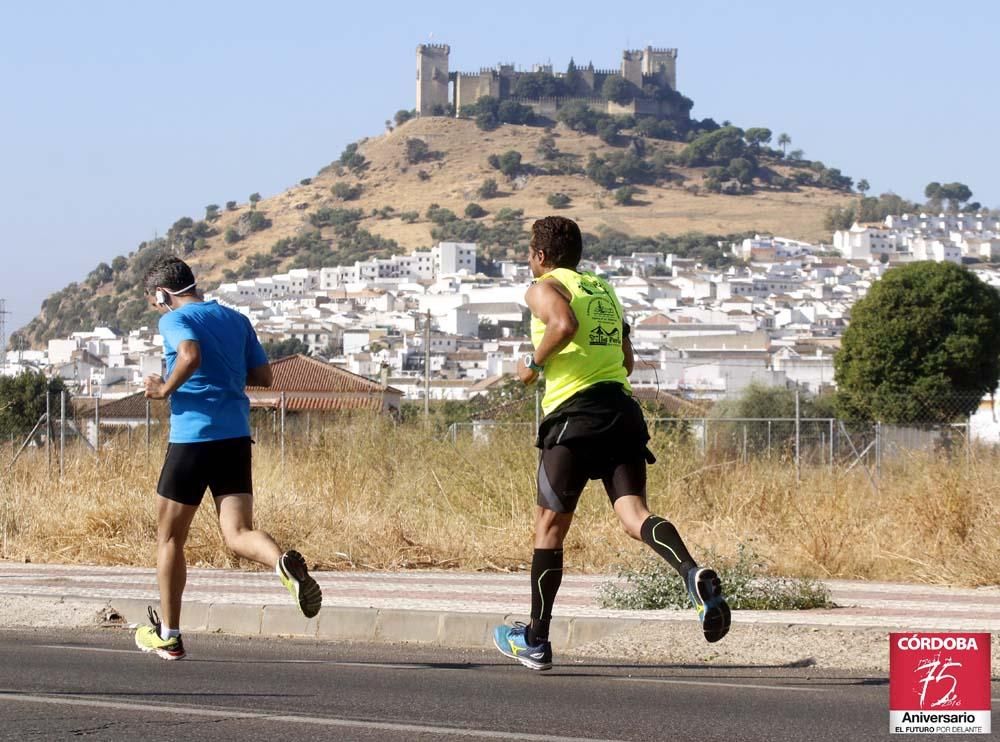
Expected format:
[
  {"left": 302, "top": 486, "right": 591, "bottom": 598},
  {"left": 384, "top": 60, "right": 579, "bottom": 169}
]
[
  {"left": 46, "top": 391, "right": 51, "bottom": 477},
  {"left": 280, "top": 392, "right": 286, "bottom": 467},
  {"left": 829, "top": 418, "right": 834, "bottom": 471},
  {"left": 94, "top": 395, "right": 100, "bottom": 456},
  {"left": 145, "top": 400, "right": 151, "bottom": 464},
  {"left": 794, "top": 388, "right": 801, "bottom": 483},
  {"left": 59, "top": 390, "right": 66, "bottom": 478},
  {"left": 875, "top": 421, "right": 882, "bottom": 485}
]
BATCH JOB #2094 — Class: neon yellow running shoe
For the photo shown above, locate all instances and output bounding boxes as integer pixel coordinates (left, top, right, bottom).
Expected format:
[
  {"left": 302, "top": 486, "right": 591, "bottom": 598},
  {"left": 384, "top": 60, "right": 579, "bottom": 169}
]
[
  {"left": 277, "top": 550, "right": 322, "bottom": 618},
  {"left": 134, "top": 607, "right": 186, "bottom": 660}
]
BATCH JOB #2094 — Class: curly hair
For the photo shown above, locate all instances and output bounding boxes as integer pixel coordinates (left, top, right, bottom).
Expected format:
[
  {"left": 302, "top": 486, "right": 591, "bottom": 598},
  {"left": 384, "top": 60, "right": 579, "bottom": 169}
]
[
  {"left": 531, "top": 216, "right": 582, "bottom": 269},
  {"left": 143, "top": 256, "right": 197, "bottom": 295}
]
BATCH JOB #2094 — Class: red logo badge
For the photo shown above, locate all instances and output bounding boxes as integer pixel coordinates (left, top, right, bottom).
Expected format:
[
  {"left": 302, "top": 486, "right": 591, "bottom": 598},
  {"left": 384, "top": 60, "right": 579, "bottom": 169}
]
[{"left": 890, "top": 632, "right": 991, "bottom": 734}]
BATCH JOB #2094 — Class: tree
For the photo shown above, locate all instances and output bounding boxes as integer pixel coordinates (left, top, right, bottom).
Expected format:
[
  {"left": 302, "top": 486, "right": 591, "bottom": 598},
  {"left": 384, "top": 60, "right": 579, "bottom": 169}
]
[
  {"left": 547, "top": 192, "right": 571, "bottom": 209},
  {"left": 601, "top": 76, "right": 637, "bottom": 105},
  {"left": 394, "top": 109, "right": 415, "bottom": 127},
  {"left": 497, "top": 150, "right": 522, "bottom": 178},
  {"left": 613, "top": 186, "right": 638, "bottom": 205},
  {"left": 405, "top": 137, "right": 430, "bottom": 164},
  {"left": 331, "top": 182, "right": 362, "bottom": 200},
  {"left": 464, "top": 203, "right": 487, "bottom": 218},
  {"left": 743, "top": 127, "right": 772, "bottom": 150},
  {"left": 924, "top": 182, "right": 943, "bottom": 212},
  {"left": 835, "top": 262, "right": 1000, "bottom": 423},
  {"left": 787, "top": 149, "right": 804, "bottom": 162},
  {"left": 261, "top": 337, "right": 311, "bottom": 360},
  {"left": 478, "top": 178, "right": 499, "bottom": 199},
  {"left": 857, "top": 179, "right": 870, "bottom": 197},
  {"left": 0, "top": 370, "right": 68, "bottom": 437},
  {"left": 205, "top": 204, "right": 220, "bottom": 221},
  {"left": 726, "top": 157, "right": 754, "bottom": 186},
  {"left": 777, "top": 132, "right": 791, "bottom": 154},
  {"left": 248, "top": 193, "right": 261, "bottom": 210},
  {"left": 226, "top": 200, "right": 238, "bottom": 211},
  {"left": 940, "top": 182, "right": 973, "bottom": 213},
  {"left": 224, "top": 227, "right": 241, "bottom": 244}
]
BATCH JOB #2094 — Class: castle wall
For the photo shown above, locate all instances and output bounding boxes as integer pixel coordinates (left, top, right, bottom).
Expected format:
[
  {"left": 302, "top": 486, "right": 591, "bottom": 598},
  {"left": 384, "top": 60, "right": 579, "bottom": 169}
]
[
  {"left": 621, "top": 50, "right": 643, "bottom": 88},
  {"left": 416, "top": 44, "right": 450, "bottom": 116},
  {"left": 642, "top": 47, "right": 678, "bottom": 90}
]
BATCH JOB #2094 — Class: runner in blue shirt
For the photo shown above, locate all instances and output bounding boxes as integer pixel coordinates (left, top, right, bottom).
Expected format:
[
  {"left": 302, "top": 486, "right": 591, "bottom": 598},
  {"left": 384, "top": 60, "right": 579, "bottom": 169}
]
[{"left": 133, "top": 257, "right": 321, "bottom": 660}]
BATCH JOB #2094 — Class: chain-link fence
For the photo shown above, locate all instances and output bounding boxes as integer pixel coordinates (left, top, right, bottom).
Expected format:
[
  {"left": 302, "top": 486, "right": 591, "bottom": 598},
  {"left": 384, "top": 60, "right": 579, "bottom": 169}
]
[{"left": 3, "top": 385, "right": 992, "bottom": 496}]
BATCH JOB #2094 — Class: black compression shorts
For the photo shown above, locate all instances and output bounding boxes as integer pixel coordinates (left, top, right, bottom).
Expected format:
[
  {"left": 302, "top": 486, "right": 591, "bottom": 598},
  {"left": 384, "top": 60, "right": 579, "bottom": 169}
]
[
  {"left": 157, "top": 437, "right": 253, "bottom": 507},
  {"left": 534, "top": 383, "right": 653, "bottom": 513}
]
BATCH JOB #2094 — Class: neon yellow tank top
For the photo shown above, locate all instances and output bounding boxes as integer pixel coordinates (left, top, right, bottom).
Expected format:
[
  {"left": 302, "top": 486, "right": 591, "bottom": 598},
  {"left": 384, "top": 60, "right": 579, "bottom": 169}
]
[{"left": 531, "top": 268, "right": 631, "bottom": 414}]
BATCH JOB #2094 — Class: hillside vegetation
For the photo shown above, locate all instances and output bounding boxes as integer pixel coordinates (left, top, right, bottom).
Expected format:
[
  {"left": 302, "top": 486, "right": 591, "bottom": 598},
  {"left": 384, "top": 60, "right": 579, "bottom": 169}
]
[{"left": 20, "top": 117, "right": 854, "bottom": 345}]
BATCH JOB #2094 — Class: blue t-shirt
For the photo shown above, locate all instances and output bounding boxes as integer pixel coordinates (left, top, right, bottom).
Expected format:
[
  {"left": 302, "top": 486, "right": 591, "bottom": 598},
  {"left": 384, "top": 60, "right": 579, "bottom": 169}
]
[{"left": 158, "top": 301, "right": 268, "bottom": 443}]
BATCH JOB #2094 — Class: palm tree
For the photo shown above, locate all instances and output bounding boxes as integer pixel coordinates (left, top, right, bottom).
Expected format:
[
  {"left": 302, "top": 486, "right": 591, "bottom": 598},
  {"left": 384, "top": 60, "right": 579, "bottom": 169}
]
[
  {"left": 857, "top": 179, "right": 870, "bottom": 197},
  {"left": 777, "top": 132, "right": 791, "bottom": 155}
]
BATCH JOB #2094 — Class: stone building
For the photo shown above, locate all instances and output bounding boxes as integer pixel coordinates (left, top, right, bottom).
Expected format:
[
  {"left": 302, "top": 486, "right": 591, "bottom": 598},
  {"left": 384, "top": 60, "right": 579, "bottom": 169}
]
[{"left": 416, "top": 44, "right": 679, "bottom": 118}]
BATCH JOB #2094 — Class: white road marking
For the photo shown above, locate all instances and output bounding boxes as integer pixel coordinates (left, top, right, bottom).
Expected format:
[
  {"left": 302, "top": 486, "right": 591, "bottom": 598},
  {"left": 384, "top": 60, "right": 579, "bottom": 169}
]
[
  {"left": 621, "top": 677, "right": 828, "bottom": 693},
  {"left": 32, "top": 645, "right": 426, "bottom": 669},
  {"left": 0, "top": 692, "right": 625, "bottom": 742}
]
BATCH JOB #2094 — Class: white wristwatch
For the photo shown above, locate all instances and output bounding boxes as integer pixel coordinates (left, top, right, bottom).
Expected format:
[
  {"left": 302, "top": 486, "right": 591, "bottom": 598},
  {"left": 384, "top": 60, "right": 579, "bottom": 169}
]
[{"left": 522, "top": 353, "right": 543, "bottom": 373}]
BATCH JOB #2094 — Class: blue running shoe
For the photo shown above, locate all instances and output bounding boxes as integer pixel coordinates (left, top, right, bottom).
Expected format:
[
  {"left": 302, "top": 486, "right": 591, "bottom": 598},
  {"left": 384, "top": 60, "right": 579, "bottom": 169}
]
[
  {"left": 493, "top": 622, "right": 553, "bottom": 671},
  {"left": 686, "top": 567, "right": 731, "bottom": 643}
]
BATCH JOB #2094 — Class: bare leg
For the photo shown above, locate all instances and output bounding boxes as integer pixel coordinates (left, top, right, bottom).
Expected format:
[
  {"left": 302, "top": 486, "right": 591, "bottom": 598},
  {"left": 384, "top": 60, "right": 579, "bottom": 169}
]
[
  {"left": 214, "top": 494, "right": 282, "bottom": 567},
  {"left": 534, "top": 505, "right": 574, "bottom": 549},
  {"left": 156, "top": 496, "right": 199, "bottom": 631},
  {"left": 612, "top": 495, "right": 652, "bottom": 541}
]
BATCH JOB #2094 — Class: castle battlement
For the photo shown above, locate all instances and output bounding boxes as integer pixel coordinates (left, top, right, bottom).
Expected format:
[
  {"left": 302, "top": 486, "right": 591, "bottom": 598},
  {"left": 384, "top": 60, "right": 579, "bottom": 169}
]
[{"left": 418, "top": 43, "right": 678, "bottom": 117}]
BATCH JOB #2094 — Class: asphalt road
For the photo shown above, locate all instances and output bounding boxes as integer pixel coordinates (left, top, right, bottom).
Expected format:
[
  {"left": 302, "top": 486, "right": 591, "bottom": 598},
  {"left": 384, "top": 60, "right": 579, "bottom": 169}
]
[{"left": 0, "top": 628, "right": 993, "bottom": 741}]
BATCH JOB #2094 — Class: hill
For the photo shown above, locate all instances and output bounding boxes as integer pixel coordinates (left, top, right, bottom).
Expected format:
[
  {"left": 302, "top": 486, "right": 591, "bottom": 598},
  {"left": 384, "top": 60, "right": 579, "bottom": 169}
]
[{"left": 18, "top": 116, "right": 854, "bottom": 345}]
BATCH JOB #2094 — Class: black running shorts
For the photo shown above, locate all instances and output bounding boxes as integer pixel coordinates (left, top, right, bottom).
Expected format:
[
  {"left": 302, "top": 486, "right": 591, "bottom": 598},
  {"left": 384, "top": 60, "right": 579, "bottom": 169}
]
[
  {"left": 157, "top": 437, "right": 253, "bottom": 507},
  {"left": 534, "top": 383, "right": 652, "bottom": 514},
  {"left": 537, "top": 442, "right": 646, "bottom": 514}
]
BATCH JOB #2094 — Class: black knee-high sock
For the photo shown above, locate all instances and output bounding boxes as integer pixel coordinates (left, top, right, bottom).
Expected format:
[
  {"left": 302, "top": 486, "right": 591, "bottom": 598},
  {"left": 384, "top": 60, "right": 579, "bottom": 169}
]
[
  {"left": 528, "top": 548, "right": 562, "bottom": 644},
  {"left": 640, "top": 515, "right": 697, "bottom": 580}
]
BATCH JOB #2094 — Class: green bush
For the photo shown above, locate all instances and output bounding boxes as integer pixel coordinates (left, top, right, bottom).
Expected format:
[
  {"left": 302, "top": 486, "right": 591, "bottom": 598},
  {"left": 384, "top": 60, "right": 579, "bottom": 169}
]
[
  {"left": 226, "top": 201, "right": 238, "bottom": 211},
  {"left": 309, "top": 207, "right": 364, "bottom": 228},
  {"left": 224, "top": 249, "right": 239, "bottom": 261},
  {"left": 478, "top": 178, "right": 499, "bottom": 199},
  {"left": 406, "top": 137, "right": 432, "bottom": 164},
  {"left": 339, "top": 142, "right": 368, "bottom": 173},
  {"left": 299, "top": 178, "right": 312, "bottom": 186},
  {"left": 600, "top": 544, "right": 834, "bottom": 611},
  {"left": 400, "top": 211, "right": 420, "bottom": 223},
  {"left": 547, "top": 193, "right": 571, "bottom": 209},
  {"left": 331, "top": 182, "right": 362, "bottom": 201},
  {"left": 465, "top": 203, "right": 487, "bottom": 219},
  {"left": 224, "top": 227, "right": 241, "bottom": 244},
  {"left": 426, "top": 204, "right": 458, "bottom": 225},
  {"left": 613, "top": 186, "right": 637, "bottom": 205}
]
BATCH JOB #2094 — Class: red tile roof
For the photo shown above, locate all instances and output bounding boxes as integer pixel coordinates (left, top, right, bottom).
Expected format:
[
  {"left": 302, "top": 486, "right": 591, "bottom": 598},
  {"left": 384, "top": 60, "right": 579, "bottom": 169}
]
[
  {"left": 247, "top": 354, "right": 401, "bottom": 394},
  {"left": 88, "top": 392, "right": 168, "bottom": 420},
  {"left": 249, "top": 396, "right": 386, "bottom": 412}
]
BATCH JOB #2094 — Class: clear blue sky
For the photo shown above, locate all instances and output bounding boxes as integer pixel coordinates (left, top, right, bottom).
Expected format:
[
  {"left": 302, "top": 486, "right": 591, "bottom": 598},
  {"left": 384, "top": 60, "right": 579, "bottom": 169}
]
[{"left": 1, "top": 0, "right": 997, "bottom": 335}]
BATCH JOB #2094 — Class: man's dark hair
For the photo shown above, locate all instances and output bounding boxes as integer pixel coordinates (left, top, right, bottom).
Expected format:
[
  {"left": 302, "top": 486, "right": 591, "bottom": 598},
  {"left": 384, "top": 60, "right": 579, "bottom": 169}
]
[
  {"left": 531, "top": 216, "right": 582, "bottom": 269},
  {"left": 144, "top": 256, "right": 197, "bottom": 295}
]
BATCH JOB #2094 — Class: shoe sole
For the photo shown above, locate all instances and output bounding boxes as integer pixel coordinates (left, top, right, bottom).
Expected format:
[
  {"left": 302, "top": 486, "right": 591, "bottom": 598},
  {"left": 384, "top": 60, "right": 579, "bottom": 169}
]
[
  {"left": 135, "top": 636, "right": 186, "bottom": 661},
  {"left": 280, "top": 550, "right": 323, "bottom": 619},
  {"left": 693, "top": 568, "right": 732, "bottom": 644},
  {"left": 492, "top": 633, "right": 552, "bottom": 671}
]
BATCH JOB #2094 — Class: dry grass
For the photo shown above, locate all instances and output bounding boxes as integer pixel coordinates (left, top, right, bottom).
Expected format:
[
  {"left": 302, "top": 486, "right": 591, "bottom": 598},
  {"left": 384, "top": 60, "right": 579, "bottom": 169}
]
[{"left": 2, "top": 417, "right": 997, "bottom": 586}]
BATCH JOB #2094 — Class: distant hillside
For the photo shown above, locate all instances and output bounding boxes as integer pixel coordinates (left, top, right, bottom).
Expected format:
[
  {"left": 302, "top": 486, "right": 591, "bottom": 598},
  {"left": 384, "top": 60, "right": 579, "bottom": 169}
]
[{"left": 19, "top": 117, "right": 854, "bottom": 346}]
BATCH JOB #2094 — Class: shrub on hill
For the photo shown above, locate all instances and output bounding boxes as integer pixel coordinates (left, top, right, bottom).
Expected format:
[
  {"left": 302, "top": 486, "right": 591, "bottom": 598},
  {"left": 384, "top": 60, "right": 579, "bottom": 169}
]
[
  {"left": 478, "top": 178, "right": 500, "bottom": 199},
  {"left": 331, "top": 182, "right": 362, "bottom": 201},
  {"left": 465, "top": 203, "right": 487, "bottom": 219},
  {"left": 309, "top": 207, "right": 364, "bottom": 228},
  {"left": 547, "top": 192, "right": 571, "bottom": 209}
]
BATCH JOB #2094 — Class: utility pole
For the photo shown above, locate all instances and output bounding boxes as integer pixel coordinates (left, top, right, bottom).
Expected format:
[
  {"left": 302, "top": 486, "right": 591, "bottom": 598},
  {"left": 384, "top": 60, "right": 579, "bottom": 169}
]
[
  {"left": 0, "top": 299, "right": 9, "bottom": 374},
  {"left": 423, "top": 309, "right": 431, "bottom": 420}
]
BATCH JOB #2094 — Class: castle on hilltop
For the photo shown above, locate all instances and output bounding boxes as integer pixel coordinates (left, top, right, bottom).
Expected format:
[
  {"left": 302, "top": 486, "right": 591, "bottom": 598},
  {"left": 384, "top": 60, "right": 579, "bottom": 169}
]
[{"left": 416, "top": 44, "right": 680, "bottom": 119}]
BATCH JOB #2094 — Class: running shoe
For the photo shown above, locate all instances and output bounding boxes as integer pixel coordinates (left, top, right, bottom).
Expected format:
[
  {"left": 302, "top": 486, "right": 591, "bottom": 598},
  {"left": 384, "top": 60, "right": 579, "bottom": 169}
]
[
  {"left": 277, "top": 550, "right": 323, "bottom": 618},
  {"left": 686, "top": 567, "right": 732, "bottom": 643},
  {"left": 492, "top": 622, "right": 553, "bottom": 671},
  {"left": 134, "top": 607, "right": 186, "bottom": 660}
]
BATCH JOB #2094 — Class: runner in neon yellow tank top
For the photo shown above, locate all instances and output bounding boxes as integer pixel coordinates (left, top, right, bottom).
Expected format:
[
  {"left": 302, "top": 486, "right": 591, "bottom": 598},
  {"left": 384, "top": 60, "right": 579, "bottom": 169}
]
[
  {"left": 530, "top": 267, "right": 631, "bottom": 414},
  {"left": 493, "top": 217, "right": 731, "bottom": 672}
]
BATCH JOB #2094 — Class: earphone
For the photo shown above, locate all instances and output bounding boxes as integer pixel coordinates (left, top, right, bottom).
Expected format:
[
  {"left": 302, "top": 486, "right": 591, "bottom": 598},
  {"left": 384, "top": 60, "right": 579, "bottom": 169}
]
[{"left": 155, "top": 282, "right": 197, "bottom": 311}]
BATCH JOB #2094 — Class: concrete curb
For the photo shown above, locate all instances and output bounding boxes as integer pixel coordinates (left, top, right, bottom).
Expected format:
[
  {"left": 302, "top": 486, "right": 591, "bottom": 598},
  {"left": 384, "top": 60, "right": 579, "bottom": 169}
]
[{"left": 106, "top": 597, "right": 640, "bottom": 649}]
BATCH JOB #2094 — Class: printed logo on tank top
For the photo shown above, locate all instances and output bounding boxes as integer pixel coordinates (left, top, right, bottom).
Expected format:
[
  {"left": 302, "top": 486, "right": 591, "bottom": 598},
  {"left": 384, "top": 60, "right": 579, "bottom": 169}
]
[{"left": 581, "top": 279, "right": 621, "bottom": 347}]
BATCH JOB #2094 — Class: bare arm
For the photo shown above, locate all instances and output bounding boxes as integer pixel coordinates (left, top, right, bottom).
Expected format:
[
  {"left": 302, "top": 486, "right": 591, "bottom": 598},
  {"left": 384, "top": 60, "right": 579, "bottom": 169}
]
[
  {"left": 622, "top": 332, "right": 635, "bottom": 376},
  {"left": 520, "top": 279, "right": 579, "bottom": 384},
  {"left": 144, "top": 340, "right": 201, "bottom": 399},
  {"left": 246, "top": 363, "right": 273, "bottom": 388}
]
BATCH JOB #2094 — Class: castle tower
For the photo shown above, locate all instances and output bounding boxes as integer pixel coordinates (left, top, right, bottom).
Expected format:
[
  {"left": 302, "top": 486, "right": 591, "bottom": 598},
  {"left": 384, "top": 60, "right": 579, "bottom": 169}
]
[
  {"left": 416, "top": 44, "right": 450, "bottom": 116},
  {"left": 642, "top": 46, "right": 678, "bottom": 90},
  {"left": 621, "top": 50, "right": 643, "bottom": 88}
]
